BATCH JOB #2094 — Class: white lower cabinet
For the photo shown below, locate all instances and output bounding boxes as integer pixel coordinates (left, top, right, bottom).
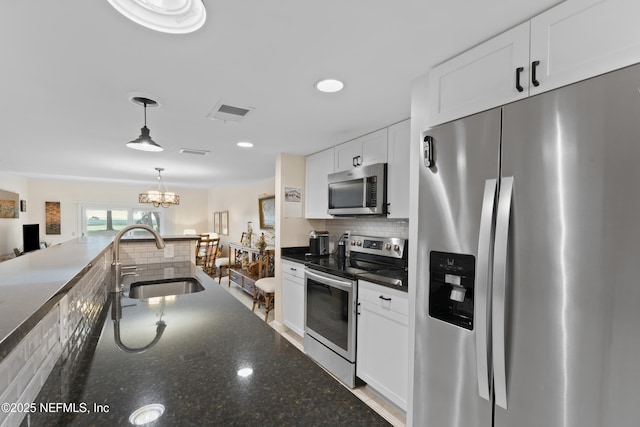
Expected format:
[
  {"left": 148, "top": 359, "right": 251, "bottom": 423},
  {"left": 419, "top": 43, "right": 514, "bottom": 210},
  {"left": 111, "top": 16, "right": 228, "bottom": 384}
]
[
  {"left": 282, "top": 260, "right": 305, "bottom": 336},
  {"left": 356, "top": 280, "right": 408, "bottom": 410}
]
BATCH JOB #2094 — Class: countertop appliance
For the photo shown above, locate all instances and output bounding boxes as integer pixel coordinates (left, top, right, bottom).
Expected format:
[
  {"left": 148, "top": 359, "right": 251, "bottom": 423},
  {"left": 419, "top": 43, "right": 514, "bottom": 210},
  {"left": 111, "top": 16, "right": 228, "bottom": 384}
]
[
  {"left": 308, "top": 230, "right": 329, "bottom": 256},
  {"left": 413, "top": 63, "right": 640, "bottom": 427},
  {"left": 304, "top": 235, "right": 407, "bottom": 388},
  {"left": 327, "top": 163, "right": 387, "bottom": 216}
]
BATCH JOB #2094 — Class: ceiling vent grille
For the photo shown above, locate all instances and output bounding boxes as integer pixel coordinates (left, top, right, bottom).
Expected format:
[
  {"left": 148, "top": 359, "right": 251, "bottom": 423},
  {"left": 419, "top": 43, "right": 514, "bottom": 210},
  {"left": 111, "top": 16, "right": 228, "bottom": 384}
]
[
  {"left": 179, "top": 148, "right": 209, "bottom": 156},
  {"left": 207, "top": 102, "right": 253, "bottom": 123}
]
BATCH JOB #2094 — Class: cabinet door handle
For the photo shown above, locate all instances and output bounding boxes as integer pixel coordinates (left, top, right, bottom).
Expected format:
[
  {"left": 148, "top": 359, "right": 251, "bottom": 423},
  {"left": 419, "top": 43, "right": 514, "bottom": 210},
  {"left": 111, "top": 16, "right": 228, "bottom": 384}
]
[
  {"left": 353, "top": 156, "right": 358, "bottom": 167},
  {"left": 290, "top": 268, "right": 297, "bottom": 271},
  {"left": 379, "top": 295, "right": 391, "bottom": 301},
  {"left": 531, "top": 60, "right": 540, "bottom": 87},
  {"left": 515, "top": 66, "right": 524, "bottom": 92}
]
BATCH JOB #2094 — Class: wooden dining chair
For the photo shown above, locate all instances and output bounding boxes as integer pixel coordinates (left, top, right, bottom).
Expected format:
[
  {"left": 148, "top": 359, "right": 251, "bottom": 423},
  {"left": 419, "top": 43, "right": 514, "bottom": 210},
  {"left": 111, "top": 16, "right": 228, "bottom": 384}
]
[
  {"left": 195, "top": 234, "right": 210, "bottom": 268},
  {"left": 204, "top": 237, "right": 220, "bottom": 275}
]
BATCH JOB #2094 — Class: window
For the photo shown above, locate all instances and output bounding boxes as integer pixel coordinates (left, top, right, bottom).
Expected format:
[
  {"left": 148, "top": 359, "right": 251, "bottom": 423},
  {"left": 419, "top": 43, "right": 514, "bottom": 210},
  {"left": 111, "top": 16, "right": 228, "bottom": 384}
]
[{"left": 80, "top": 205, "right": 164, "bottom": 238}]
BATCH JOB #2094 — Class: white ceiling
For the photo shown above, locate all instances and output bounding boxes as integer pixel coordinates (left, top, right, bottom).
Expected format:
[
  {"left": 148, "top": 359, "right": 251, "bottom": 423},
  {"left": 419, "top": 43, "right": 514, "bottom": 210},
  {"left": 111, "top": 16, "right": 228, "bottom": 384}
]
[{"left": 0, "top": 0, "right": 560, "bottom": 189}]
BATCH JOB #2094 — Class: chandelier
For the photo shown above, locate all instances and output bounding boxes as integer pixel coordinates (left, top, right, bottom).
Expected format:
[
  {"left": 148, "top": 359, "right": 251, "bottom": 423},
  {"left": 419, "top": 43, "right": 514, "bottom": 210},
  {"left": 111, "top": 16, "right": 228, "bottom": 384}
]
[{"left": 139, "top": 168, "right": 180, "bottom": 208}]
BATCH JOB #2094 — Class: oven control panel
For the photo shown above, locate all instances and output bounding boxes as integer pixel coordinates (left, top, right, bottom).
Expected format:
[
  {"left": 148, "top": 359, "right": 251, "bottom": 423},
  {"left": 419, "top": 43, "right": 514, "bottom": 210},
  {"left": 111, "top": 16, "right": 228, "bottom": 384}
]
[{"left": 348, "top": 235, "right": 406, "bottom": 259}]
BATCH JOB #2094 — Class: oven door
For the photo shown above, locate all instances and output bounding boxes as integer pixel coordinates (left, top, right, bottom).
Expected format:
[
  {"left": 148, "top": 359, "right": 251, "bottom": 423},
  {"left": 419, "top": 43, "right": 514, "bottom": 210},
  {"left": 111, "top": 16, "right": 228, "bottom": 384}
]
[{"left": 304, "top": 268, "right": 357, "bottom": 362}]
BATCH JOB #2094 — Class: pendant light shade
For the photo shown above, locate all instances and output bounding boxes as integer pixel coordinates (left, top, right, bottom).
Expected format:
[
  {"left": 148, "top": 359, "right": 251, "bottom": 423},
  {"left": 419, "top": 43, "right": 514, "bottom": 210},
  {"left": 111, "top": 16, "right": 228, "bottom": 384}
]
[
  {"left": 139, "top": 168, "right": 180, "bottom": 208},
  {"left": 127, "top": 97, "right": 163, "bottom": 152}
]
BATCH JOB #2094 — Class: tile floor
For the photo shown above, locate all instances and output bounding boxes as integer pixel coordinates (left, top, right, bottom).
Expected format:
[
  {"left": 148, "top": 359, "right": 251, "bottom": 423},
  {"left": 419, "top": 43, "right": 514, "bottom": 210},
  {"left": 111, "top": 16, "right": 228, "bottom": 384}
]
[{"left": 215, "top": 275, "right": 407, "bottom": 427}]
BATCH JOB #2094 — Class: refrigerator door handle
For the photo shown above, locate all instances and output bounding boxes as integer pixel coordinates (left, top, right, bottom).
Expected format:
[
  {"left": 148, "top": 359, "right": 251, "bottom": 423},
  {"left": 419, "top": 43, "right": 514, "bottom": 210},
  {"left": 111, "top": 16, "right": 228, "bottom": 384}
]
[
  {"left": 493, "top": 176, "right": 514, "bottom": 409},
  {"left": 475, "top": 178, "right": 497, "bottom": 401}
]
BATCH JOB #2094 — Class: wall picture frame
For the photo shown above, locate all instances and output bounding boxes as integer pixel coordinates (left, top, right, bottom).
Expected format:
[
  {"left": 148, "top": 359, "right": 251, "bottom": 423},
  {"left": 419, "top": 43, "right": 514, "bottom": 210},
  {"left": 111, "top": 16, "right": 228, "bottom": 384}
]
[
  {"left": 221, "top": 210, "right": 229, "bottom": 235},
  {"left": 45, "top": 201, "right": 61, "bottom": 235},
  {"left": 0, "top": 188, "right": 19, "bottom": 218},
  {"left": 213, "top": 211, "right": 221, "bottom": 235},
  {"left": 258, "top": 195, "right": 275, "bottom": 230}
]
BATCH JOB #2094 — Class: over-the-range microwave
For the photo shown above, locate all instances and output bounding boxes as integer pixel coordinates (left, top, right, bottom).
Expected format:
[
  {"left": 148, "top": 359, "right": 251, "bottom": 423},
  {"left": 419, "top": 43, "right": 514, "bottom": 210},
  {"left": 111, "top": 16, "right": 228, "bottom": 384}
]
[{"left": 327, "top": 162, "right": 387, "bottom": 216}]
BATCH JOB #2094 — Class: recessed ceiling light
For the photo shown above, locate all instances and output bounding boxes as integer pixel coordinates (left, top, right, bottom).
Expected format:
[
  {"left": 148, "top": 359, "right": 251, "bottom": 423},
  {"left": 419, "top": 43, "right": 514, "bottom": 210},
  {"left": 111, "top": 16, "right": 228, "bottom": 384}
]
[
  {"left": 316, "top": 79, "right": 344, "bottom": 93},
  {"left": 237, "top": 141, "right": 254, "bottom": 148},
  {"left": 108, "top": 0, "right": 206, "bottom": 34},
  {"left": 238, "top": 367, "right": 253, "bottom": 377},
  {"left": 129, "top": 404, "right": 165, "bottom": 425}
]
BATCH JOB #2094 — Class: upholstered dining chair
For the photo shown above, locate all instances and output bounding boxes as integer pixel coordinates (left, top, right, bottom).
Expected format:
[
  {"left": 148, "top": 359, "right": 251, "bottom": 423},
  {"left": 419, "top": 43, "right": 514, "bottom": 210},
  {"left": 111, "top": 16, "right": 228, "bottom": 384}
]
[{"left": 252, "top": 249, "right": 276, "bottom": 321}]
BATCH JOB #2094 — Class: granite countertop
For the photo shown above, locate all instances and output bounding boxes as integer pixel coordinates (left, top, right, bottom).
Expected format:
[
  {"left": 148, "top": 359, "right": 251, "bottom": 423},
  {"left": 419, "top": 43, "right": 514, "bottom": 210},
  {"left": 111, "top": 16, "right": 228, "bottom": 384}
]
[
  {"left": 25, "top": 263, "right": 391, "bottom": 426},
  {"left": 0, "top": 236, "right": 199, "bottom": 362},
  {"left": 281, "top": 246, "right": 310, "bottom": 264},
  {"left": 0, "top": 237, "right": 111, "bottom": 362}
]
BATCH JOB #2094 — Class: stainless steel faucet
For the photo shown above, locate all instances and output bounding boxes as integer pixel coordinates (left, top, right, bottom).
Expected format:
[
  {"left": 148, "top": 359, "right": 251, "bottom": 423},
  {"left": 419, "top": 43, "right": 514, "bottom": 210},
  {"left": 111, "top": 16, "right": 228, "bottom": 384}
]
[{"left": 111, "top": 224, "right": 165, "bottom": 293}]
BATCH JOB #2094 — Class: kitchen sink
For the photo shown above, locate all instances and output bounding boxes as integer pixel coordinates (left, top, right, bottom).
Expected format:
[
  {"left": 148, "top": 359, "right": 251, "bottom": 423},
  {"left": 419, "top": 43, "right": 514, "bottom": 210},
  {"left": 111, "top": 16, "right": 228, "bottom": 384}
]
[{"left": 128, "top": 277, "right": 204, "bottom": 299}]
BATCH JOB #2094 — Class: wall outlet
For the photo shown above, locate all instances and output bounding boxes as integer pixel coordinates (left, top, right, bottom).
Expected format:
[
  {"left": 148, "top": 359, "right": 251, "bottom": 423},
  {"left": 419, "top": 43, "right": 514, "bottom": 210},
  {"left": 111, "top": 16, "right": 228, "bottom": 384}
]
[{"left": 164, "top": 244, "right": 174, "bottom": 258}]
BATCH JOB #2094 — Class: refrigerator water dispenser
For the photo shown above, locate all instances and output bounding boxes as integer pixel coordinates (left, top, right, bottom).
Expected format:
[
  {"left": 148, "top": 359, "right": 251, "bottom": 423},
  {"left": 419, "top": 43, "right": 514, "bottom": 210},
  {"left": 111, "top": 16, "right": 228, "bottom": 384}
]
[{"left": 429, "top": 251, "right": 475, "bottom": 330}]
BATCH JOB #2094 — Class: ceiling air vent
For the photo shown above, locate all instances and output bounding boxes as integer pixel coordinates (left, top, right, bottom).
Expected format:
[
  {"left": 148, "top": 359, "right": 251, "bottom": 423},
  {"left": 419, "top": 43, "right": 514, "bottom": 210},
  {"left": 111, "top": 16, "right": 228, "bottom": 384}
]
[
  {"left": 180, "top": 148, "right": 209, "bottom": 156},
  {"left": 207, "top": 102, "right": 253, "bottom": 123}
]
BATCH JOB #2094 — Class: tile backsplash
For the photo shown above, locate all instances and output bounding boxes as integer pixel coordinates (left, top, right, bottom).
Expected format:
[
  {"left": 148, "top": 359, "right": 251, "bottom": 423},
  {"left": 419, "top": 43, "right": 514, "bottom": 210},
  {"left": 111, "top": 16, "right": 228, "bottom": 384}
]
[
  {"left": 324, "top": 217, "right": 409, "bottom": 241},
  {"left": 0, "top": 251, "right": 109, "bottom": 427}
]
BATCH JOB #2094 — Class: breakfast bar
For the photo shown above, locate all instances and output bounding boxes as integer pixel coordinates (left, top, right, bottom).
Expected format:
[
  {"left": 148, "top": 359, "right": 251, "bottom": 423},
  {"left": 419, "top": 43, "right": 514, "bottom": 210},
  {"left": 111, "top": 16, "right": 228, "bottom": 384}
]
[{"left": 0, "top": 238, "right": 390, "bottom": 426}]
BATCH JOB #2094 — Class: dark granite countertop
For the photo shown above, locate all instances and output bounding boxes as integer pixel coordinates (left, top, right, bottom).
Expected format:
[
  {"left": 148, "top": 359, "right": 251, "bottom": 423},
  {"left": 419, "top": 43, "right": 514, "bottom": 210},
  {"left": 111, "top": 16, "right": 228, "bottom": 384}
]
[
  {"left": 25, "top": 263, "right": 390, "bottom": 426},
  {"left": 281, "top": 246, "right": 310, "bottom": 264}
]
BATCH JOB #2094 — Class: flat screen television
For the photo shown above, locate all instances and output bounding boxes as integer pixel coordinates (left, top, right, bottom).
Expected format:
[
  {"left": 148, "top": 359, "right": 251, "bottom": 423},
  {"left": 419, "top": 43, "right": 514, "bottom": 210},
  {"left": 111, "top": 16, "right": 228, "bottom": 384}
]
[{"left": 23, "top": 224, "right": 40, "bottom": 253}]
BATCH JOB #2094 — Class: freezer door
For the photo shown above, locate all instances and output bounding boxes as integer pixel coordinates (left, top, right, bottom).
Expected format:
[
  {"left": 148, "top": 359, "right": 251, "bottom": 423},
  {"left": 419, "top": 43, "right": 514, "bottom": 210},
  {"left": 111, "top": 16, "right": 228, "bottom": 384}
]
[
  {"left": 414, "top": 108, "right": 500, "bottom": 427},
  {"left": 496, "top": 63, "right": 640, "bottom": 427}
]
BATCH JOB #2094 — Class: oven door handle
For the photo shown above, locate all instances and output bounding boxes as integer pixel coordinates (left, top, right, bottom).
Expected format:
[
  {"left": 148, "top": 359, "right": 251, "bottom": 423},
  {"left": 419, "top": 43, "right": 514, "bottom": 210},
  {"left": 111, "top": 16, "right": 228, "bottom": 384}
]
[{"left": 305, "top": 269, "right": 354, "bottom": 292}]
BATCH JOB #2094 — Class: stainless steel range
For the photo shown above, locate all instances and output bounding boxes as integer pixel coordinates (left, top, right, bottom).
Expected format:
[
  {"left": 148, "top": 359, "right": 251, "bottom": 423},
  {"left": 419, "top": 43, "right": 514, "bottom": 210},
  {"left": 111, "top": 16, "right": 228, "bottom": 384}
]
[{"left": 303, "top": 235, "right": 407, "bottom": 388}]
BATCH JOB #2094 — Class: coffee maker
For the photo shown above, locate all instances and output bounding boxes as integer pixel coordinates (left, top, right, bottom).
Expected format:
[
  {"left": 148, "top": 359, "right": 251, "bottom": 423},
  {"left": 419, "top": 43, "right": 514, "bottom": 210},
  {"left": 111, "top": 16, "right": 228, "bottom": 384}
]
[{"left": 309, "top": 231, "right": 329, "bottom": 256}]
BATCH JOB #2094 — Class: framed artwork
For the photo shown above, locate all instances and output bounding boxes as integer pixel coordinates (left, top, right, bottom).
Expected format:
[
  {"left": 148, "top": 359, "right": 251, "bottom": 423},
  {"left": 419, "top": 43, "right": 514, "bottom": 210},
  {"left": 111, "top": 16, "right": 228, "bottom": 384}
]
[
  {"left": 213, "top": 211, "right": 221, "bottom": 235},
  {"left": 20, "top": 200, "right": 27, "bottom": 212},
  {"left": 0, "top": 188, "right": 19, "bottom": 218},
  {"left": 258, "top": 195, "right": 275, "bottom": 229},
  {"left": 45, "top": 201, "right": 61, "bottom": 235},
  {"left": 221, "top": 210, "right": 229, "bottom": 235}
]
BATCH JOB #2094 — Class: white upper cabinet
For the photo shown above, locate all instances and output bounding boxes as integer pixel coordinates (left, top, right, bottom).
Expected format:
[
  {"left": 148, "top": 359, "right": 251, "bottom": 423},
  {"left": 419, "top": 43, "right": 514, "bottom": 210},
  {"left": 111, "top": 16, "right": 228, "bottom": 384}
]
[
  {"left": 529, "top": 0, "right": 640, "bottom": 96},
  {"left": 306, "top": 122, "right": 410, "bottom": 219},
  {"left": 427, "top": 22, "right": 531, "bottom": 127},
  {"left": 334, "top": 128, "right": 388, "bottom": 172},
  {"left": 386, "top": 119, "right": 410, "bottom": 219},
  {"left": 305, "top": 147, "right": 334, "bottom": 219},
  {"left": 427, "top": 0, "right": 640, "bottom": 127}
]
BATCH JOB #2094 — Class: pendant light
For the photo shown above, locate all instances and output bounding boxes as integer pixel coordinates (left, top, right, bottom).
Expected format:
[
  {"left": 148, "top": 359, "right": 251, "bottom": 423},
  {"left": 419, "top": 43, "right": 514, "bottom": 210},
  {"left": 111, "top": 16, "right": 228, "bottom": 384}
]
[
  {"left": 127, "top": 97, "right": 163, "bottom": 152},
  {"left": 139, "top": 168, "right": 180, "bottom": 208}
]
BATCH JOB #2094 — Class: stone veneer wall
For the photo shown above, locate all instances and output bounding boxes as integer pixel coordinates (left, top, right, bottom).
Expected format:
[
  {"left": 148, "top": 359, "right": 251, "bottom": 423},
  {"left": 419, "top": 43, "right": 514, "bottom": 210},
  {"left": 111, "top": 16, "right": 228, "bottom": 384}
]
[{"left": 0, "top": 238, "right": 195, "bottom": 427}]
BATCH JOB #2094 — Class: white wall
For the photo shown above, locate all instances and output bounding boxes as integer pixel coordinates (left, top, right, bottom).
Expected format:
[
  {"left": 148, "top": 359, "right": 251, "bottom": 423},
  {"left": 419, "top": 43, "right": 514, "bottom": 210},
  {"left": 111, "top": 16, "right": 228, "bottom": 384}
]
[
  {"left": 207, "top": 177, "right": 276, "bottom": 256},
  {"left": 0, "top": 173, "right": 30, "bottom": 257},
  {"left": 26, "top": 178, "right": 209, "bottom": 245},
  {"left": 276, "top": 154, "right": 324, "bottom": 248},
  {"left": 0, "top": 174, "right": 209, "bottom": 257}
]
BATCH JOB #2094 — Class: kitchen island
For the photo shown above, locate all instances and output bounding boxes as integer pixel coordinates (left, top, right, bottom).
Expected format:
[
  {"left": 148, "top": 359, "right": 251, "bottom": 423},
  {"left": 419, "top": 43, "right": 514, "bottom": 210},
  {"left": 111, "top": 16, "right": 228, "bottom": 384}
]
[{"left": 21, "top": 261, "right": 390, "bottom": 426}]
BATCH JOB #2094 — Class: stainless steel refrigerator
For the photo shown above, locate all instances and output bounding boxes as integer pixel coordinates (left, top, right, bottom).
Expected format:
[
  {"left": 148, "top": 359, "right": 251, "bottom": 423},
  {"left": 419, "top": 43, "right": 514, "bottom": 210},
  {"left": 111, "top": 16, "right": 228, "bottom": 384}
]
[{"left": 413, "top": 63, "right": 640, "bottom": 426}]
